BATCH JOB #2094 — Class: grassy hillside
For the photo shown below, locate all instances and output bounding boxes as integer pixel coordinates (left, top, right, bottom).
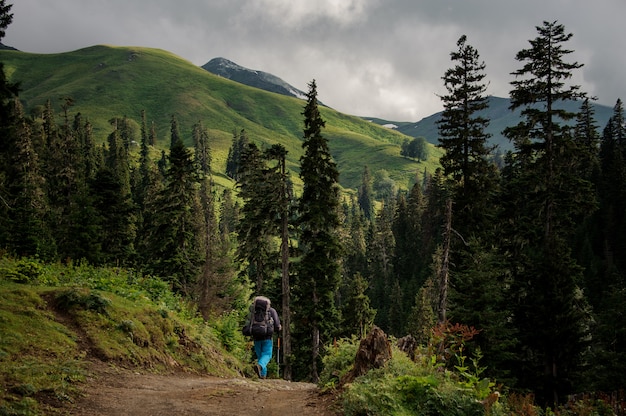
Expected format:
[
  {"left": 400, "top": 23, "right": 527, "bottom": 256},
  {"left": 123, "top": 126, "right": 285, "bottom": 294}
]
[
  {"left": 0, "top": 256, "right": 248, "bottom": 414},
  {"left": 0, "top": 45, "right": 439, "bottom": 191}
]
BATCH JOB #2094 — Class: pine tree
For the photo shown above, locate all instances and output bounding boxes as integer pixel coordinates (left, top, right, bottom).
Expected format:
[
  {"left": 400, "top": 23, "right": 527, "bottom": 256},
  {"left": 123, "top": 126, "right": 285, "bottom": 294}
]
[
  {"left": 142, "top": 122, "right": 202, "bottom": 295},
  {"left": 340, "top": 272, "right": 375, "bottom": 339},
  {"left": 367, "top": 199, "right": 396, "bottom": 333},
  {"left": 264, "top": 143, "right": 294, "bottom": 380},
  {"left": 392, "top": 183, "right": 428, "bottom": 310},
  {"left": 437, "top": 34, "right": 498, "bottom": 234},
  {"left": 0, "top": 0, "right": 12, "bottom": 41},
  {"left": 236, "top": 142, "right": 279, "bottom": 294},
  {"left": 502, "top": 21, "right": 594, "bottom": 406},
  {"left": 42, "top": 98, "right": 98, "bottom": 261},
  {"left": 341, "top": 195, "right": 368, "bottom": 285},
  {"left": 0, "top": 21, "right": 21, "bottom": 246},
  {"left": 218, "top": 188, "right": 238, "bottom": 237},
  {"left": 5, "top": 99, "right": 55, "bottom": 259},
  {"left": 197, "top": 176, "right": 243, "bottom": 318},
  {"left": 357, "top": 165, "right": 375, "bottom": 220},
  {"left": 293, "top": 80, "right": 342, "bottom": 382},
  {"left": 192, "top": 121, "right": 211, "bottom": 175},
  {"left": 436, "top": 34, "right": 510, "bottom": 383},
  {"left": 225, "top": 129, "right": 249, "bottom": 181}
]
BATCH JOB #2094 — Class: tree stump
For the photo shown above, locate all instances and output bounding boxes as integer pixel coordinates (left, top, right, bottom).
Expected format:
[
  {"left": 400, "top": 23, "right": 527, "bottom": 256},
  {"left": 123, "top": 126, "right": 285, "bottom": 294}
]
[
  {"left": 397, "top": 335, "right": 417, "bottom": 361},
  {"left": 341, "top": 326, "right": 391, "bottom": 385}
]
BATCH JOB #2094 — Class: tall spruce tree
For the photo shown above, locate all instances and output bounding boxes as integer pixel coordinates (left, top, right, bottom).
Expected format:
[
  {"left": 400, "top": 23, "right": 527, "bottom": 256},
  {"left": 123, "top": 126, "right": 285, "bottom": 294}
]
[
  {"left": 236, "top": 142, "right": 279, "bottom": 294},
  {"left": 192, "top": 121, "right": 211, "bottom": 175},
  {"left": 142, "top": 120, "right": 202, "bottom": 295},
  {"left": 392, "top": 182, "right": 428, "bottom": 317},
  {"left": 368, "top": 199, "right": 396, "bottom": 333},
  {"left": 357, "top": 165, "right": 375, "bottom": 221},
  {"left": 436, "top": 34, "right": 511, "bottom": 384},
  {"left": 225, "top": 129, "right": 249, "bottom": 181},
  {"left": 502, "top": 21, "right": 595, "bottom": 406},
  {"left": 5, "top": 99, "right": 55, "bottom": 259},
  {"left": 293, "top": 80, "right": 342, "bottom": 382},
  {"left": 437, "top": 35, "right": 498, "bottom": 233}
]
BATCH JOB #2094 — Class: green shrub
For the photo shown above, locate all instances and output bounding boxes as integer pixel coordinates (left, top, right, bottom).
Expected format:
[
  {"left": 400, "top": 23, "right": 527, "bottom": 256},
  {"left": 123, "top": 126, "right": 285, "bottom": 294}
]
[
  {"left": 54, "top": 288, "right": 111, "bottom": 314},
  {"left": 212, "top": 310, "right": 248, "bottom": 362},
  {"left": 0, "top": 258, "right": 45, "bottom": 284},
  {"left": 319, "top": 336, "right": 359, "bottom": 389},
  {"left": 340, "top": 341, "right": 503, "bottom": 416}
]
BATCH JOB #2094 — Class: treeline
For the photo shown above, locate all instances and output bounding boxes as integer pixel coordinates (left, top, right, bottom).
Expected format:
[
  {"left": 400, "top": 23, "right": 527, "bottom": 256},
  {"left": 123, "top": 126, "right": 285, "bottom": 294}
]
[{"left": 1, "top": 5, "right": 626, "bottom": 408}]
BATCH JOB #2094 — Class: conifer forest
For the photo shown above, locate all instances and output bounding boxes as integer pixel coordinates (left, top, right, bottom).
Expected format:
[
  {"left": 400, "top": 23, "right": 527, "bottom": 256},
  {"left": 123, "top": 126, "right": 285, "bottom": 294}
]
[{"left": 1, "top": 3, "right": 625, "bottom": 408}]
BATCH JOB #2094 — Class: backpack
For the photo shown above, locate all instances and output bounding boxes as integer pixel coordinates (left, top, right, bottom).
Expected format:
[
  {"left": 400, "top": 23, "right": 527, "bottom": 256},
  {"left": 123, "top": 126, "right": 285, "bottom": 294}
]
[{"left": 247, "top": 296, "right": 274, "bottom": 339}]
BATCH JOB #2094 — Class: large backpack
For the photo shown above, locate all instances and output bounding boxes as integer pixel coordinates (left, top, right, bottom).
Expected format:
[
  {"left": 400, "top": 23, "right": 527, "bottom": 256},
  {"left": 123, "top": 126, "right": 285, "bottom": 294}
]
[{"left": 248, "top": 296, "right": 274, "bottom": 339}]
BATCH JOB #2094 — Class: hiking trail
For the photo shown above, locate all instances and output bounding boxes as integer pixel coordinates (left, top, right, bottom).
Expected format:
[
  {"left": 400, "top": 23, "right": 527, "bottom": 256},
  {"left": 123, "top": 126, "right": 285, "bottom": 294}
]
[{"left": 67, "top": 361, "right": 339, "bottom": 416}]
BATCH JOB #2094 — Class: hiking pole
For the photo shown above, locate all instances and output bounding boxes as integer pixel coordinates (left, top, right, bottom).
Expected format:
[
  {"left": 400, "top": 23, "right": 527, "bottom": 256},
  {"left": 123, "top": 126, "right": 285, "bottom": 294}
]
[{"left": 277, "top": 337, "right": 281, "bottom": 378}]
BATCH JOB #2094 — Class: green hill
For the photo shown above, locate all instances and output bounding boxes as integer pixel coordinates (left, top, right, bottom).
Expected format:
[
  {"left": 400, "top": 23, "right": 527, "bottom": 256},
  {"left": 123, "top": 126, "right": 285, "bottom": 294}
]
[{"left": 0, "top": 45, "right": 441, "bottom": 191}]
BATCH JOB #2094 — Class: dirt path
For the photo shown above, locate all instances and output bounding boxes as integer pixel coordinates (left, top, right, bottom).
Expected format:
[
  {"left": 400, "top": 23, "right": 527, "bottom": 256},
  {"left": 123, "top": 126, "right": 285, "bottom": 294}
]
[{"left": 68, "top": 362, "right": 340, "bottom": 416}]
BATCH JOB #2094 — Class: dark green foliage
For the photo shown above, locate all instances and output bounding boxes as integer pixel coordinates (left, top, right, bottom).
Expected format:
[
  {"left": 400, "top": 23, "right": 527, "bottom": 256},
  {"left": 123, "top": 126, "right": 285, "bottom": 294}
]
[
  {"left": 340, "top": 273, "right": 375, "bottom": 339},
  {"left": 435, "top": 35, "right": 510, "bottom": 384},
  {"left": 236, "top": 142, "right": 282, "bottom": 294},
  {"left": 225, "top": 129, "right": 249, "bottom": 181},
  {"left": 392, "top": 183, "right": 430, "bottom": 317},
  {"left": 448, "top": 238, "right": 517, "bottom": 385},
  {"left": 501, "top": 21, "right": 595, "bottom": 406},
  {"left": 90, "top": 167, "right": 136, "bottom": 265},
  {"left": 437, "top": 34, "right": 499, "bottom": 235},
  {"left": 218, "top": 188, "right": 238, "bottom": 236},
  {"left": 597, "top": 99, "right": 626, "bottom": 284},
  {"left": 293, "top": 80, "right": 342, "bottom": 382},
  {"left": 192, "top": 121, "right": 212, "bottom": 175},
  {"left": 0, "top": 0, "right": 12, "bottom": 41},
  {"left": 356, "top": 165, "right": 374, "bottom": 221},
  {"left": 140, "top": 123, "right": 202, "bottom": 295},
  {"left": 401, "top": 136, "right": 429, "bottom": 161},
  {"left": 367, "top": 200, "right": 396, "bottom": 333},
  {"left": 585, "top": 99, "right": 626, "bottom": 392}
]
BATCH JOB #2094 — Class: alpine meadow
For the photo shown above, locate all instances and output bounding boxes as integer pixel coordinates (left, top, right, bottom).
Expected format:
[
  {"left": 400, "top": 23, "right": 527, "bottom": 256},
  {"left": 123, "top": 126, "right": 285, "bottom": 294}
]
[{"left": 1, "top": 2, "right": 626, "bottom": 414}]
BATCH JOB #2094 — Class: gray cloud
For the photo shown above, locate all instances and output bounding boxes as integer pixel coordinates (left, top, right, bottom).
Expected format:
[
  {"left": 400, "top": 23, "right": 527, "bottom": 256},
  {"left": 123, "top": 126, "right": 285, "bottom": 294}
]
[{"left": 4, "top": 0, "right": 625, "bottom": 121}]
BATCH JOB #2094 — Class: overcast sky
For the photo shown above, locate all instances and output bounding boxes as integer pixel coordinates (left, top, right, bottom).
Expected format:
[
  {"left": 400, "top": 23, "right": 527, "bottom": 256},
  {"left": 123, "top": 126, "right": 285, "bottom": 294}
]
[{"left": 4, "top": 0, "right": 625, "bottom": 121}]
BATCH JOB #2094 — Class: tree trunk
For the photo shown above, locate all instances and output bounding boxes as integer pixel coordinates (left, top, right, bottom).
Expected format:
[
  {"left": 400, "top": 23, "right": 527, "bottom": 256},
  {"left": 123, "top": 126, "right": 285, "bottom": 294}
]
[
  {"left": 280, "top": 153, "right": 292, "bottom": 381},
  {"left": 438, "top": 198, "right": 452, "bottom": 323}
]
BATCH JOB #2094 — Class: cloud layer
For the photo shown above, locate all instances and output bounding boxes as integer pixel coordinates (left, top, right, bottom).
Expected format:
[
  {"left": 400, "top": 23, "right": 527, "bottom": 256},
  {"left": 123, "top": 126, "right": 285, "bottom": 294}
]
[{"left": 5, "top": 0, "right": 625, "bottom": 121}]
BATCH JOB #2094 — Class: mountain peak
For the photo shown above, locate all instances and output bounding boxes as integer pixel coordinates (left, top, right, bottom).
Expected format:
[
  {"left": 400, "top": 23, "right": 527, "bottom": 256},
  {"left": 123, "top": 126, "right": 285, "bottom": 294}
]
[{"left": 201, "top": 57, "right": 306, "bottom": 100}]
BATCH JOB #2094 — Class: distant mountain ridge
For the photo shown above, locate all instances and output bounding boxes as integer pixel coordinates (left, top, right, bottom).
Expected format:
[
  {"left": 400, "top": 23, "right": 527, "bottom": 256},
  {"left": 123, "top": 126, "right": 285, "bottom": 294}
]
[
  {"left": 366, "top": 96, "right": 614, "bottom": 152},
  {"left": 202, "top": 57, "right": 307, "bottom": 100},
  {"left": 200, "top": 58, "right": 614, "bottom": 153},
  {"left": 0, "top": 42, "right": 17, "bottom": 51}
]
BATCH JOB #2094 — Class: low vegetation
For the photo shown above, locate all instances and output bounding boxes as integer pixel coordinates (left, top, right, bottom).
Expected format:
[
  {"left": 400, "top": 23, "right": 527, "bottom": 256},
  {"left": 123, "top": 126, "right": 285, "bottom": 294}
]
[
  {"left": 1, "top": 255, "right": 622, "bottom": 415},
  {"left": 320, "top": 331, "right": 619, "bottom": 416},
  {"left": 0, "top": 255, "right": 249, "bottom": 415}
]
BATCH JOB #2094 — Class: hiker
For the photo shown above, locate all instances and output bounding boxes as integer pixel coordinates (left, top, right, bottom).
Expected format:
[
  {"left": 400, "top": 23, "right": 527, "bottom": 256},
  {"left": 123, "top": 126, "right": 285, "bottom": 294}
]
[{"left": 242, "top": 296, "right": 281, "bottom": 379}]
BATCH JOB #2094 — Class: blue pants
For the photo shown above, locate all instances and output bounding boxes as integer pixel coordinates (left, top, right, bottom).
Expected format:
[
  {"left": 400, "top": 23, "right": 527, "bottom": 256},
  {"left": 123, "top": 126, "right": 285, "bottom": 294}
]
[{"left": 254, "top": 339, "right": 273, "bottom": 377}]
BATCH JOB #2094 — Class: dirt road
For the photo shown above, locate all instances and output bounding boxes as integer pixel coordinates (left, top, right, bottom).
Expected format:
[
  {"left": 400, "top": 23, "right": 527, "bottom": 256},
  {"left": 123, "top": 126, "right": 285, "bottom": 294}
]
[{"left": 68, "top": 363, "right": 340, "bottom": 416}]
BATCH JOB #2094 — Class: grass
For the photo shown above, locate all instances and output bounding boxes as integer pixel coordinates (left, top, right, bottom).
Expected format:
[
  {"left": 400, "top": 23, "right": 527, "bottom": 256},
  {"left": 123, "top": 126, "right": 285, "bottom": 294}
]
[
  {"left": 0, "top": 45, "right": 439, "bottom": 191},
  {"left": 0, "top": 256, "right": 249, "bottom": 415}
]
